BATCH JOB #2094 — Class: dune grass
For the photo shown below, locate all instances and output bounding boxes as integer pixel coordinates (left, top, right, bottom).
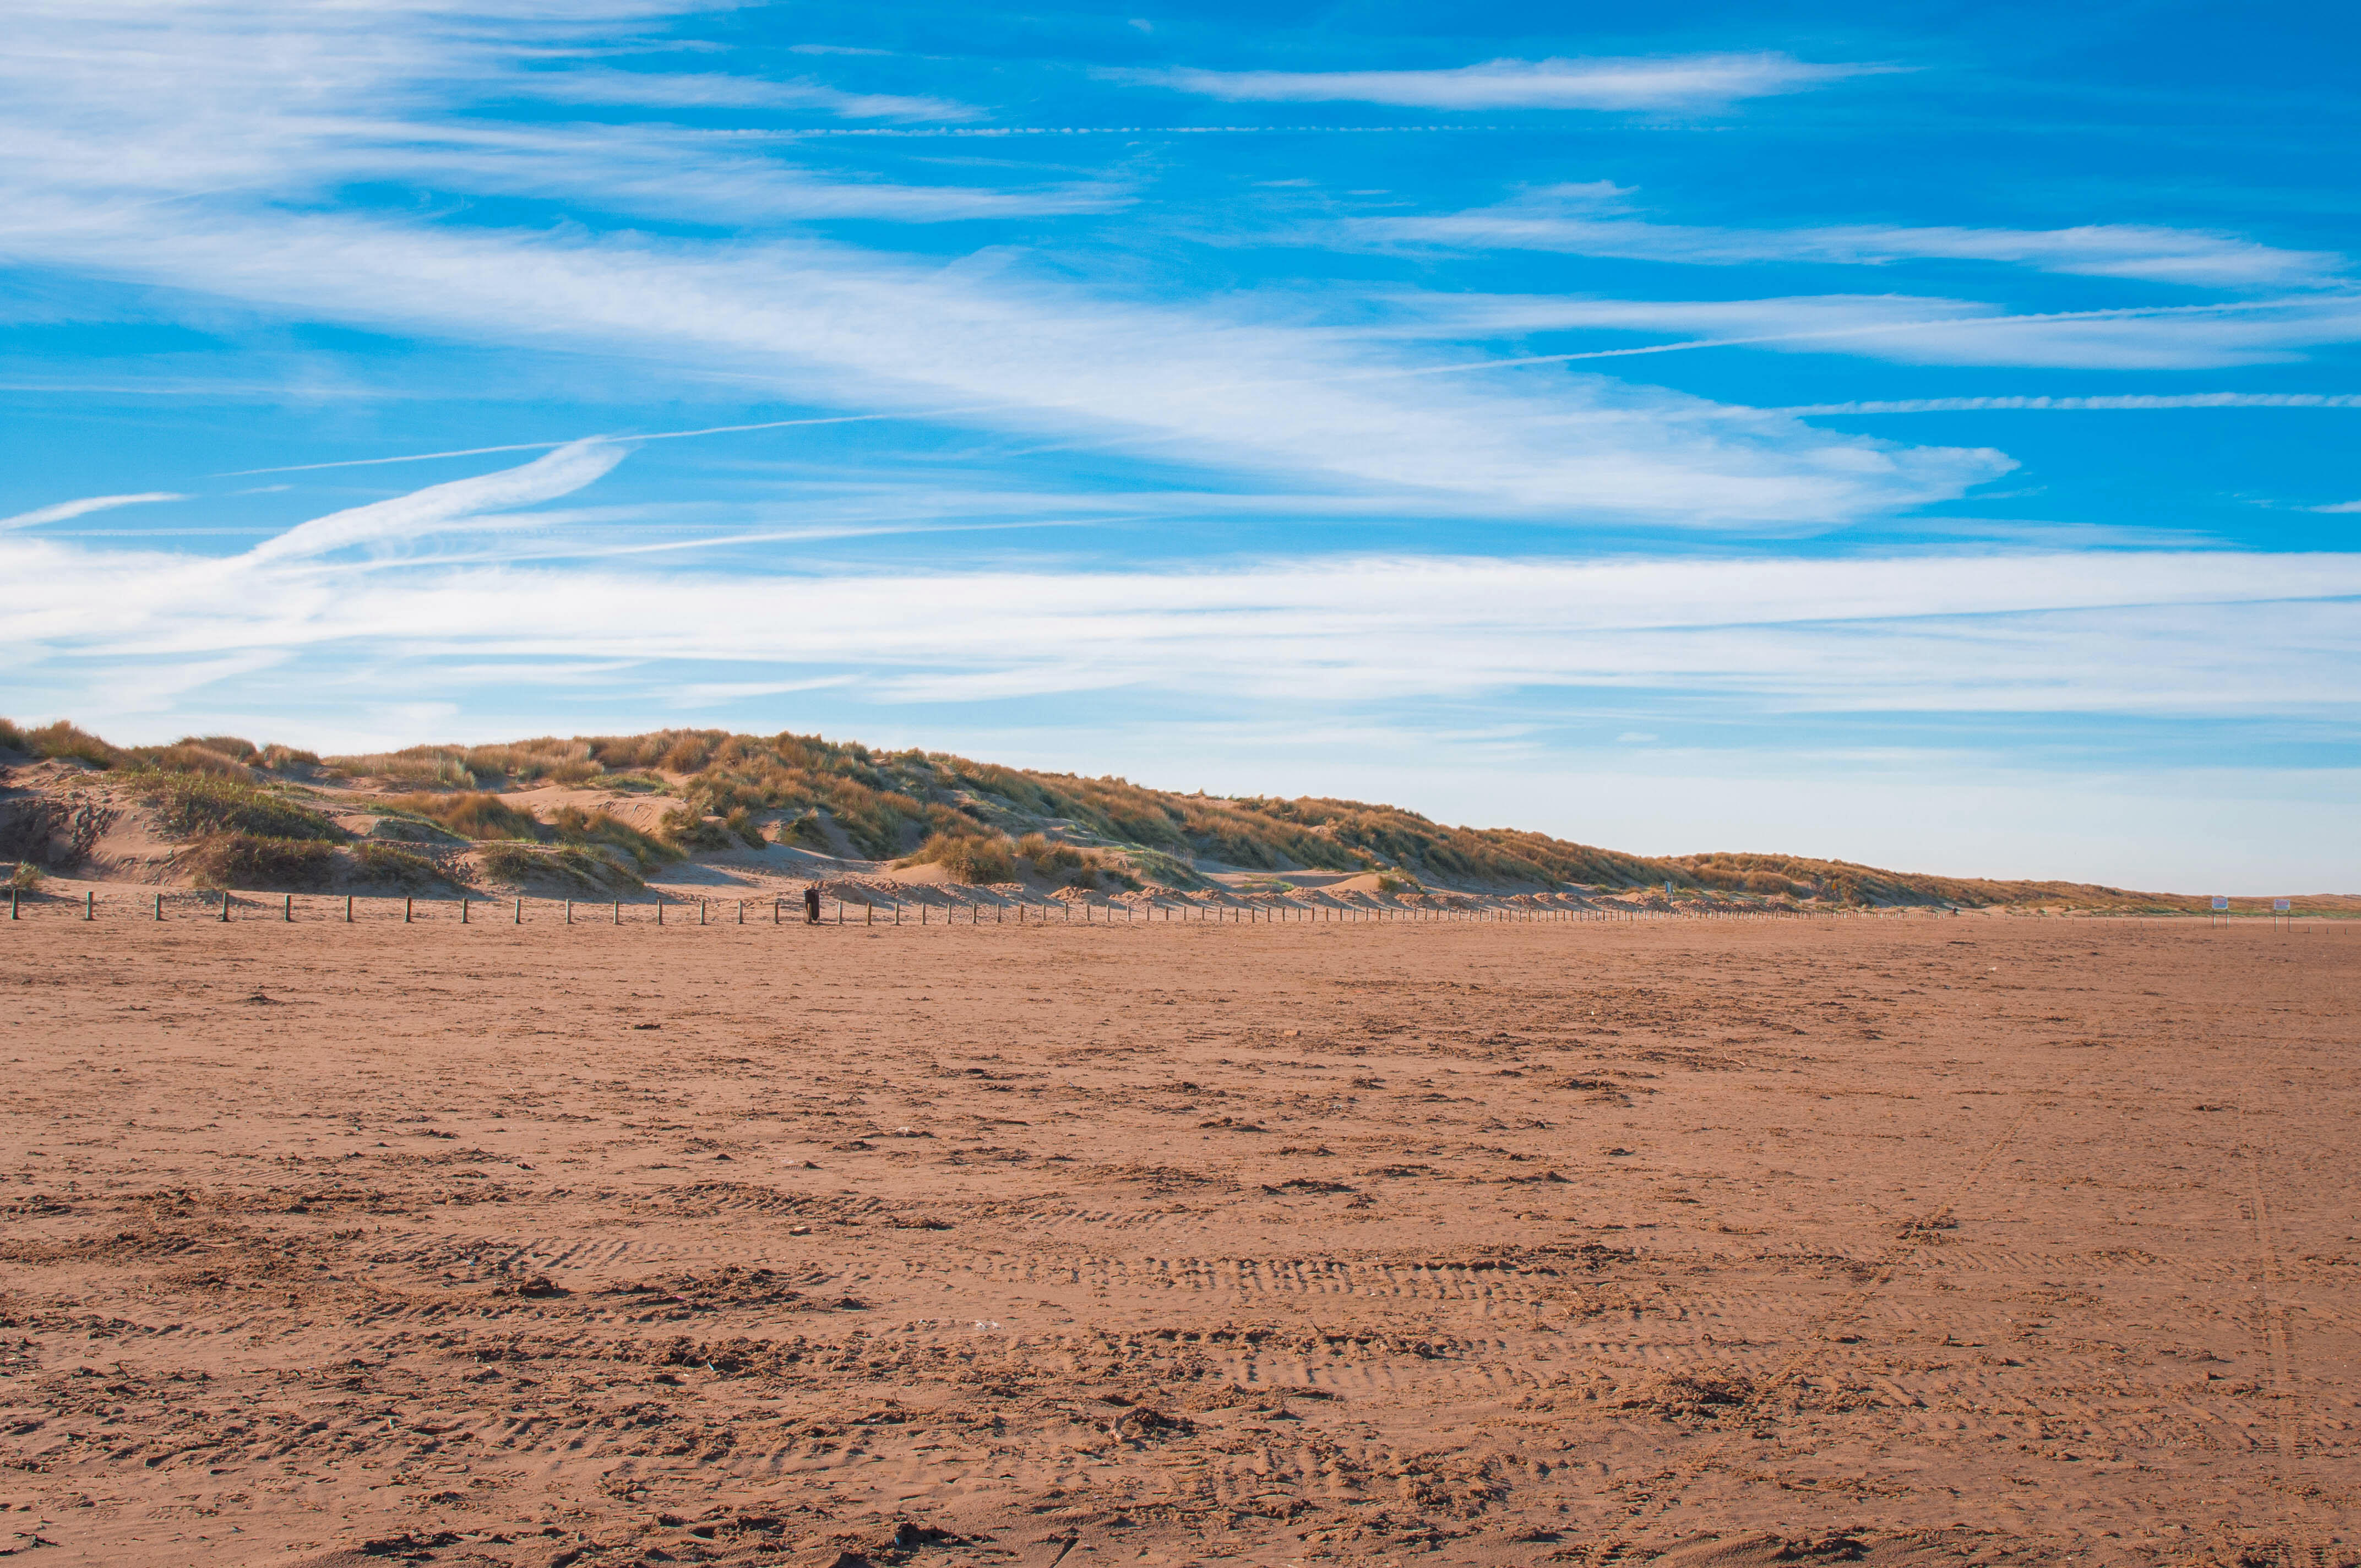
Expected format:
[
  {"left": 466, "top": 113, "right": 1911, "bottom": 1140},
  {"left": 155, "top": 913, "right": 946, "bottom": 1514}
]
[
  {"left": 660, "top": 805, "right": 734, "bottom": 852},
  {"left": 183, "top": 834, "right": 340, "bottom": 890},
  {"left": 142, "top": 774, "right": 346, "bottom": 842},
  {"left": 901, "top": 830, "right": 1017, "bottom": 884},
  {"left": 478, "top": 840, "right": 642, "bottom": 892},
  {"left": 372, "top": 790, "right": 675, "bottom": 871},
  {"left": 1012, "top": 832, "right": 1141, "bottom": 890},
  {"left": 542, "top": 806, "right": 677, "bottom": 870},
  {"left": 1, "top": 719, "right": 334, "bottom": 782},
  {"left": 383, "top": 791, "right": 544, "bottom": 841},
  {"left": 351, "top": 842, "right": 445, "bottom": 888},
  {"left": 22, "top": 716, "right": 2218, "bottom": 909},
  {"left": 151, "top": 742, "right": 255, "bottom": 778},
  {"left": 2, "top": 718, "right": 128, "bottom": 769}
]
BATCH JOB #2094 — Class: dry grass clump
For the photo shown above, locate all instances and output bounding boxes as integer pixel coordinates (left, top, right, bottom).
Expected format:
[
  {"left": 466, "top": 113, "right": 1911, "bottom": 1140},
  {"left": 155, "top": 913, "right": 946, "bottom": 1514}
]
[
  {"left": 352, "top": 842, "right": 445, "bottom": 888},
  {"left": 182, "top": 734, "right": 259, "bottom": 760},
  {"left": 449, "top": 738, "right": 604, "bottom": 786},
  {"left": 143, "top": 775, "right": 346, "bottom": 843},
  {"left": 478, "top": 841, "right": 641, "bottom": 892},
  {"left": 7, "top": 861, "right": 43, "bottom": 891},
  {"left": 2, "top": 722, "right": 327, "bottom": 780},
  {"left": 151, "top": 741, "right": 255, "bottom": 778},
  {"left": 369, "top": 790, "right": 673, "bottom": 873},
  {"left": 1013, "top": 832, "right": 1139, "bottom": 890},
  {"left": 902, "top": 830, "right": 1016, "bottom": 884},
  {"left": 383, "top": 791, "right": 543, "bottom": 841},
  {"left": 2, "top": 719, "right": 128, "bottom": 770},
  {"left": 660, "top": 805, "right": 734, "bottom": 852},
  {"left": 543, "top": 806, "right": 677, "bottom": 871},
  {"left": 183, "top": 834, "right": 339, "bottom": 891},
  {"left": 325, "top": 745, "right": 483, "bottom": 788},
  {"left": 578, "top": 729, "right": 930, "bottom": 858}
]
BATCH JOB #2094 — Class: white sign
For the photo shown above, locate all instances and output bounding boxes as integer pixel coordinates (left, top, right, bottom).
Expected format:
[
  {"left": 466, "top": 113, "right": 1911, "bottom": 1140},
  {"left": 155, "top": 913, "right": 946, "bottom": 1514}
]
[
  {"left": 2211, "top": 896, "right": 2228, "bottom": 911},
  {"left": 2275, "top": 898, "right": 2292, "bottom": 912}
]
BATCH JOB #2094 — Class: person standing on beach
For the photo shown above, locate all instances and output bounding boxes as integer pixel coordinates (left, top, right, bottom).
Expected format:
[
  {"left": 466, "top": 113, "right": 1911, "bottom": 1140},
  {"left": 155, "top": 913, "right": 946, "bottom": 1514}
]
[{"left": 804, "top": 884, "right": 822, "bottom": 924}]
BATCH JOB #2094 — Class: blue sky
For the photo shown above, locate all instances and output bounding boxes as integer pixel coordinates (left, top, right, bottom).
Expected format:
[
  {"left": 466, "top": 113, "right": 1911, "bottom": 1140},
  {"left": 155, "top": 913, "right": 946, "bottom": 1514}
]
[{"left": 3, "top": 1, "right": 2357, "bottom": 889}]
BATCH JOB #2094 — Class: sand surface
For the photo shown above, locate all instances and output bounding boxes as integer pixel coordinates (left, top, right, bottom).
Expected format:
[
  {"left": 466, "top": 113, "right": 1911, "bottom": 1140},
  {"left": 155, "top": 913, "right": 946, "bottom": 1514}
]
[{"left": 1, "top": 912, "right": 2354, "bottom": 1568}]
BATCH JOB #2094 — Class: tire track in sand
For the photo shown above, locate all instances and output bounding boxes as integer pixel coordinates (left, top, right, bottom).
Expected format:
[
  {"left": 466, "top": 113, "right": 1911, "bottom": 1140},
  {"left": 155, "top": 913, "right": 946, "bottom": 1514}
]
[
  {"left": 2236, "top": 1101, "right": 2337, "bottom": 1568},
  {"left": 1569, "top": 1076, "right": 2068, "bottom": 1565}
]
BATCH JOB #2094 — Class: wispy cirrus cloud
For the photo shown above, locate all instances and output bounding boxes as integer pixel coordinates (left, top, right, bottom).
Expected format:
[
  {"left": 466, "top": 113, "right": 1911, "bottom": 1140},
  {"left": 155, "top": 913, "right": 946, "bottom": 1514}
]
[
  {"left": 1364, "top": 184, "right": 2348, "bottom": 288},
  {"left": 0, "top": 4, "right": 2003, "bottom": 526},
  {"left": 246, "top": 440, "right": 627, "bottom": 564},
  {"left": 8, "top": 455, "right": 2359, "bottom": 720},
  {"left": 1778, "top": 393, "right": 2361, "bottom": 414},
  {"left": 0, "top": 491, "right": 184, "bottom": 531},
  {"left": 0, "top": 206, "right": 2012, "bottom": 525},
  {"left": 1384, "top": 290, "right": 2361, "bottom": 369},
  {"left": 0, "top": 1, "right": 1103, "bottom": 227},
  {"left": 1136, "top": 53, "right": 1887, "bottom": 111},
  {"left": 502, "top": 68, "right": 976, "bottom": 121}
]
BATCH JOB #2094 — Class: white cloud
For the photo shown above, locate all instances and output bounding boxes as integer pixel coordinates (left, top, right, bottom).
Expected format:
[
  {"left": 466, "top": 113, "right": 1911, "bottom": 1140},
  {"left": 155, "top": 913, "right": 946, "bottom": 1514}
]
[
  {"left": 0, "top": 208, "right": 2011, "bottom": 523},
  {"left": 1365, "top": 184, "right": 2348, "bottom": 288},
  {"left": 502, "top": 68, "right": 975, "bottom": 121},
  {"left": 1141, "top": 53, "right": 1885, "bottom": 111},
  {"left": 1382, "top": 289, "right": 2361, "bottom": 370},
  {"left": 0, "top": 491, "right": 184, "bottom": 530},
  {"left": 0, "top": 6, "right": 2006, "bottom": 525},
  {"left": 0, "top": 1, "right": 1104, "bottom": 227},
  {"left": 245, "top": 440, "right": 627, "bottom": 563},
  {"left": 1777, "top": 393, "right": 2361, "bottom": 414},
  {"left": 8, "top": 467, "right": 2359, "bottom": 721}
]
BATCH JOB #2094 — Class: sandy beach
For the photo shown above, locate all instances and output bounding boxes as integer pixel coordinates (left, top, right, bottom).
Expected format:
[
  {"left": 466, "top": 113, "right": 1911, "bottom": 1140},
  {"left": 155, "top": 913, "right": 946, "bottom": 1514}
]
[{"left": 2, "top": 911, "right": 2353, "bottom": 1567}]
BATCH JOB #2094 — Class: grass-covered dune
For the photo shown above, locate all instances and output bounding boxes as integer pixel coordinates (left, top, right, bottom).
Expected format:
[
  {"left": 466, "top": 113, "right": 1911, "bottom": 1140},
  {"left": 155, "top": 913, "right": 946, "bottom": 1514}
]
[{"left": 0, "top": 716, "right": 2306, "bottom": 912}]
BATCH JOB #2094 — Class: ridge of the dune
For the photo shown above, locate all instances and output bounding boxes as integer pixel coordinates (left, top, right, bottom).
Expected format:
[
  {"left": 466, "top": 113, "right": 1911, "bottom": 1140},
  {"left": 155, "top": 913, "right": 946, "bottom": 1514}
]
[{"left": 0, "top": 716, "right": 2344, "bottom": 913}]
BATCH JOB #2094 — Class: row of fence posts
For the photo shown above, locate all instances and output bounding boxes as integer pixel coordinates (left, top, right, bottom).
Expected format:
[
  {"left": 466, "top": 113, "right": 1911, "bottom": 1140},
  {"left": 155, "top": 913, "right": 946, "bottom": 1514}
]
[
  {"left": 15, "top": 885, "right": 2329, "bottom": 928},
  {"left": 0, "top": 887, "right": 1884, "bottom": 925}
]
